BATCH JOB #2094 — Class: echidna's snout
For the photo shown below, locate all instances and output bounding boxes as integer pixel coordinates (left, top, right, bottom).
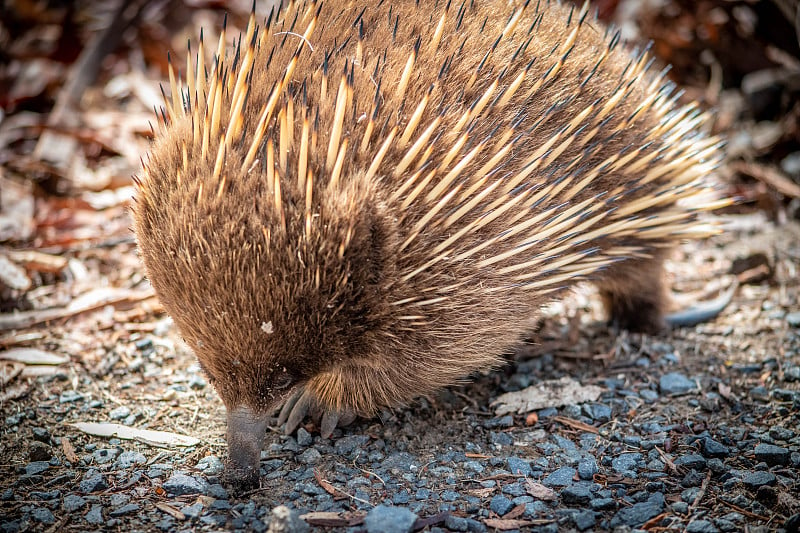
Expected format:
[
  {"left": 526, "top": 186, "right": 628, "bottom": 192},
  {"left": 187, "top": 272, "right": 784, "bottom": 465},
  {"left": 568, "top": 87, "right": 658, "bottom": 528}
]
[{"left": 223, "top": 405, "right": 270, "bottom": 490}]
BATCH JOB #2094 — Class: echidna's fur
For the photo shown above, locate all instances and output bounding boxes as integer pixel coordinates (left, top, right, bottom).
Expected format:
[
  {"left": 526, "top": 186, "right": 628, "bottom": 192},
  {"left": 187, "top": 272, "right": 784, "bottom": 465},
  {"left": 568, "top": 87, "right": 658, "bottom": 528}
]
[{"left": 134, "top": 0, "right": 728, "bottom": 483}]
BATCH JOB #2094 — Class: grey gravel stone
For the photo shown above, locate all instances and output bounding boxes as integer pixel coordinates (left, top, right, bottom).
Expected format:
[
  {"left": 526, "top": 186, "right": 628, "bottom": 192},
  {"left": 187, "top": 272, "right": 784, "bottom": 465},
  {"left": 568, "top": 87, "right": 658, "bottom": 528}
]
[
  {"left": 686, "top": 519, "right": 719, "bottom": 533},
  {"left": 334, "top": 435, "right": 370, "bottom": 455},
  {"left": 612, "top": 453, "right": 642, "bottom": 475},
  {"left": 786, "top": 311, "right": 800, "bottom": 327},
  {"left": 195, "top": 455, "right": 223, "bottom": 475},
  {"left": 24, "top": 461, "right": 49, "bottom": 475},
  {"left": 577, "top": 458, "right": 598, "bottom": 480},
  {"left": 742, "top": 471, "right": 776, "bottom": 488},
  {"left": 109, "top": 406, "right": 131, "bottom": 420},
  {"left": 701, "top": 438, "right": 729, "bottom": 458},
  {"left": 84, "top": 504, "right": 104, "bottom": 524},
  {"left": 92, "top": 448, "right": 118, "bottom": 465},
  {"left": 573, "top": 509, "right": 596, "bottom": 531},
  {"left": 109, "top": 503, "right": 140, "bottom": 517},
  {"left": 30, "top": 507, "right": 55, "bottom": 524},
  {"left": 675, "top": 454, "right": 707, "bottom": 470},
  {"left": 659, "top": 373, "right": 696, "bottom": 394},
  {"left": 507, "top": 457, "right": 531, "bottom": 476},
  {"left": 590, "top": 497, "right": 616, "bottom": 511},
  {"left": 299, "top": 448, "right": 322, "bottom": 464},
  {"left": 489, "top": 494, "right": 514, "bottom": 516},
  {"left": 59, "top": 390, "right": 84, "bottom": 403},
  {"left": 610, "top": 492, "right": 665, "bottom": 527},
  {"left": 296, "top": 428, "right": 313, "bottom": 447},
  {"left": 63, "top": 494, "right": 86, "bottom": 511},
  {"left": 115, "top": 450, "right": 146, "bottom": 469},
  {"left": 753, "top": 443, "right": 789, "bottom": 466},
  {"left": 445, "top": 515, "right": 469, "bottom": 532},
  {"left": 561, "top": 483, "right": 592, "bottom": 504},
  {"left": 364, "top": 505, "right": 417, "bottom": 533},
  {"left": 79, "top": 471, "right": 108, "bottom": 493},
  {"left": 162, "top": 473, "right": 208, "bottom": 495},
  {"left": 543, "top": 467, "right": 576, "bottom": 487}
]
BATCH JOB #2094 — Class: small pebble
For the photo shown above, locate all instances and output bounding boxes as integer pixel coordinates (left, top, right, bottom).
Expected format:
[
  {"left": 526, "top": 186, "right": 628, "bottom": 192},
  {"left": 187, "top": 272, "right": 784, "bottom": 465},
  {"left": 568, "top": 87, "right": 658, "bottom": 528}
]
[
  {"left": 63, "top": 494, "right": 86, "bottom": 512},
  {"left": 686, "top": 519, "right": 719, "bottom": 533},
  {"left": 84, "top": 504, "right": 104, "bottom": 525},
  {"left": 489, "top": 494, "right": 514, "bottom": 516},
  {"left": 364, "top": 505, "right": 417, "bottom": 533},
  {"left": 195, "top": 455, "right": 224, "bottom": 475},
  {"left": 659, "top": 373, "right": 696, "bottom": 395},
  {"left": 109, "top": 406, "right": 131, "bottom": 420},
  {"left": 162, "top": 473, "right": 208, "bottom": 496},
  {"left": 753, "top": 443, "right": 789, "bottom": 466},
  {"left": 742, "top": 471, "right": 776, "bottom": 489},
  {"left": 543, "top": 467, "right": 576, "bottom": 487}
]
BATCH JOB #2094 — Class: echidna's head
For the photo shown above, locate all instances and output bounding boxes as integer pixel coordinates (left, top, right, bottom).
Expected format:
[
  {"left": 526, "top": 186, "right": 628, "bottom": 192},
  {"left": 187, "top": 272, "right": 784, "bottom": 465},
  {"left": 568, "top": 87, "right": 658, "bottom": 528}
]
[{"left": 134, "top": 118, "right": 400, "bottom": 476}]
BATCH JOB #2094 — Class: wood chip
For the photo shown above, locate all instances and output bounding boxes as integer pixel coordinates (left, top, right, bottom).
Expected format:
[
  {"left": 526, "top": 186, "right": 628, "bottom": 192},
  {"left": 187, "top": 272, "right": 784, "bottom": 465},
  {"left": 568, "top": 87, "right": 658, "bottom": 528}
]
[
  {"left": 492, "top": 377, "right": 603, "bottom": 415},
  {"left": 525, "top": 481, "right": 558, "bottom": 501},
  {"left": 71, "top": 422, "right": 200, "bottom": 448},
  {"left": 299, "top": 511, "right": 365, "bottom": 527},
  {"left": 5, "top": 250, "right": 68, "bottom": 273},
  {"left": 154, "top": 502, "right": 186, "bottom": 520},
  {"left": 483, "top": 518, "right": 538, "bottom": 530},
  {"left": 0, "top": 348, "right": 68, "bottom": 365},
  {"left": 61, "top": 437, "right": 79, "bottom": 463}
]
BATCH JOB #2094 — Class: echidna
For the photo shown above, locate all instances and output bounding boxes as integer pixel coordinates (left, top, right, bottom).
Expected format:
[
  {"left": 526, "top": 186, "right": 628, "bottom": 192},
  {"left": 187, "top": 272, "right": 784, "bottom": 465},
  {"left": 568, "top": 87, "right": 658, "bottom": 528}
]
[{"left": 133, "top": 0, "right": 729, "bottom": 487}]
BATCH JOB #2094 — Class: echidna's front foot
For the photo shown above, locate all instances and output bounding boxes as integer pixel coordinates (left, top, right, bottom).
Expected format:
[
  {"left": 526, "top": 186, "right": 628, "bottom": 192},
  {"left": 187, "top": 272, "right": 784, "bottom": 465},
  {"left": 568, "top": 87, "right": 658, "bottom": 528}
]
[{"left": 277, "top": 387, "right": 357, "bottom": 438}]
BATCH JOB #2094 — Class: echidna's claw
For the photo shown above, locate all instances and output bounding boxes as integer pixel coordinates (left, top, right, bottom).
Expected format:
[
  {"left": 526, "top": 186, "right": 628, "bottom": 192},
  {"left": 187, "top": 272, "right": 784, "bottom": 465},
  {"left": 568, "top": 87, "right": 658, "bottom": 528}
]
[
  {"left": 320, "top": 410, "right": 340, "bottom": 439},
  {"left": 277, "top": 386, "right": 358, "bottom": 437}
]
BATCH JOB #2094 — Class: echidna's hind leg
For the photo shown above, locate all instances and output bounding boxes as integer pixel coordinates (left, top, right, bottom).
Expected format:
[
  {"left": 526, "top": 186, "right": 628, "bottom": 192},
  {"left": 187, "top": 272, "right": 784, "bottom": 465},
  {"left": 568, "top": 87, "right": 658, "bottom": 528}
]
[{"left": 594, "top": 253, "right": 670, "bottom": 334}]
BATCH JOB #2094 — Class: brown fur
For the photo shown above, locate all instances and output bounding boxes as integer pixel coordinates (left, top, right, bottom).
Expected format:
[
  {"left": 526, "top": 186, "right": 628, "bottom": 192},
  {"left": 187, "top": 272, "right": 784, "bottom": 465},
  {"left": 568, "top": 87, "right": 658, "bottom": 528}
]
[{"left": 134, "top": 0, "right": 725, "bottom": 422}]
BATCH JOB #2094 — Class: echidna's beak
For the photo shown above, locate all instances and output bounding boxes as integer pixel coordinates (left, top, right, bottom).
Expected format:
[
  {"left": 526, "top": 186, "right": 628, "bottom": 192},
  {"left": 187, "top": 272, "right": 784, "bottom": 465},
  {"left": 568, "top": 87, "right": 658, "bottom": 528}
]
[{"left": 223, "top": 405, "right": 269, "bottom": 490}]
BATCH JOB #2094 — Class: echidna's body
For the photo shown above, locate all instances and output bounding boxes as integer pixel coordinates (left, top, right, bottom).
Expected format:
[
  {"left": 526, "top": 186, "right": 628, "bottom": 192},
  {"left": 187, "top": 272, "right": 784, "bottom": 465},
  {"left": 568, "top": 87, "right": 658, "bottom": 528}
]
[{"left": 135, "top": 0, "right": 726, "bottom": 485}]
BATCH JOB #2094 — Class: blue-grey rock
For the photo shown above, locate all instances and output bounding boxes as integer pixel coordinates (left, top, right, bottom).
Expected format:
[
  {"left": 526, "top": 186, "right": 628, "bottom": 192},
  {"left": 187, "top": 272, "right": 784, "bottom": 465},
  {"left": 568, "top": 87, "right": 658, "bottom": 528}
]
[
  {"left": 364, "top": 505, "right": 417, "bottom": 533},
  {"left": 24, "top": 462, "right": 49, "bottom": 475},
  {"left": 742, "top": 471, "right": 776, "bottom": 488},
  {"left": 612, "top": 453, "right": 642, "bottom": 475},
  {"left": 441, "top": 490, "right": 460, "bottom": 502},
  {"left": 786, "top": 312, "right": 800, "bottom": 327},
  {"left": 59, "top": 390, "right": 84, "bottom": 403},
  {"left": 195, "top": 455, "right": 223, "bottom": 475},
  {"left": 30, "top": 508, "right": 55, "bottom": 524},
  {"left": 543, "top": 467, "right": 576, "bottom": 487},
  {"left": 489, "top": 432, "right": 513, "bottom": 446},
  {"left": 489, "top": 494, "right": 514, "bottom": 516},
  {"left": 686, "top": 519, "right": 719, "bottom": 533},
  {"left": 162, "top": 473, "right": 208, "bottom": 496},
  {"left": 392, "top": 490, "right": 410, "bottom": 504},
  {"left": 115, "top": 451, "right": 146, "bottom": 469},
  {"left": 561, "top": 483, "right": 592, "bottom": 504},
  {"left": 577, "top": 458, "right": 598, "bottom": 480},
  {"left": 63, "top": 494, "right": 86, "bottom": 512},
  {"left": 206, "top": 483, "right": 228, "bottom": 500},
  {"left": 109, "top": 406, "right": 131, "bottom": 420},
  {"left": 444, "top": 515, "right": 469, "bottom": 532},
  {"left": 180, "top": 502, "right": 204, "bottom": 518},
  {"left": 701, "top": 438, "right": 729, "bottom": 458},
  {"left": 92, "top": 448, "right": 118, "bottom": 465},
  {"left": 754, "top": 443, "right": 789, "bottom": 466},
  {"left": 296, "top": 428, "right": 313, "bottom": 447},
  {"left": 507, "top": 457, "right": 532, "bottom": 477},
  {"left": 675, "top": 454, "right": 707, "bottom": 470},
  {"left": 109, "top": 504, "right": 140, "bottom": 517},
  {"left": 84, "top": 504, "right": 104, "bottom": 524},
  {"left": 299, "top": 448, "right": 322, "bottom": 464},
  {"left": 463, "top": 460, "right": 484, "bottom": 474},
  {"left": 573, "top": 510, "right": 596, "bottom": 531},
  {"left": 610, "top": 492, "right": 664, "bottom": 527},
  {"left": 79, "top": 471, "right": 108, "bottom": 493},
  {"left": 334, "top": 435, "right": 370, "bottom": 455},
  {"left": 583, "top": 403, "right": 611, "bottom": 423},
  {"left": 590, "top": 497, "right": 616, "bottom": 510},
  {"left": 659, "top": 373, "right": 696, "bottom": 395}
]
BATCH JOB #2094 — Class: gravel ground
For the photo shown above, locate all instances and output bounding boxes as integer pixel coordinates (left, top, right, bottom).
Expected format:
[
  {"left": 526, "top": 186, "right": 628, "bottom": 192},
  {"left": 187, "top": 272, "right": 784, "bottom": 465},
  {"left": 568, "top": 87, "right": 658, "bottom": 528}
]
[{"left": 1, "top": 219, "right": 799, "bottom": 532}]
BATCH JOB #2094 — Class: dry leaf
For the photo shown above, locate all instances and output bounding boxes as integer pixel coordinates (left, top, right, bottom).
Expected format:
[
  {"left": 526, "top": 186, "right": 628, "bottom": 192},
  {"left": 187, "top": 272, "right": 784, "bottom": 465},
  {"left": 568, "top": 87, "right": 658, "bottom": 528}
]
[
  {"left": 71, "top": 422, "right": 200, "bottom": 448},
  {"left": 492, "top": 377, "right": 604, "bottom": 415},
  {"left": 61, "top": 437, "right": 79, "bottom": 463},
  {"left": 299, "top": 511, "right": 365, "bottom": 527},
  {"left": 526, "top": 481, "right": 558, "bottom": 501},
  {"left": 0, "top": 348, "right": 69, "bottom": 365},
  {"left": 484, "top": 518, "right": 536, "bottom": 530},
  {"left": 154, "top": 502, "right": 186, "bottom": 520}
]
